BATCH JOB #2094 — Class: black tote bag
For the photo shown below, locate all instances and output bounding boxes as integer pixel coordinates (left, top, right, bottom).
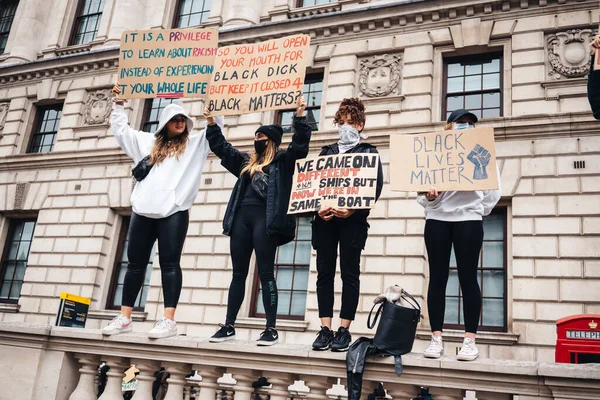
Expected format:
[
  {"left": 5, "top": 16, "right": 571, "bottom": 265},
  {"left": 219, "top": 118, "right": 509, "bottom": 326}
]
[{"left": 367, "top": 289, "right": 421, "bottom": 356}]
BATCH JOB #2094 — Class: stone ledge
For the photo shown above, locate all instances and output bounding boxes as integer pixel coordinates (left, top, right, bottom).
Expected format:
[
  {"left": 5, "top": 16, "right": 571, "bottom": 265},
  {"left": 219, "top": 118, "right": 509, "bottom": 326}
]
[
  {"left": 0, "top": 303, "right": 20, "bottom": 313},
  {"left": 416, "top": 329, "right": 520, "bottom": 345},
  {"left": 87, "top": 309, "right": 148, "bottom": 322},
  {"left": 235, "top": 317, "right": 309, "bottom": 332}
]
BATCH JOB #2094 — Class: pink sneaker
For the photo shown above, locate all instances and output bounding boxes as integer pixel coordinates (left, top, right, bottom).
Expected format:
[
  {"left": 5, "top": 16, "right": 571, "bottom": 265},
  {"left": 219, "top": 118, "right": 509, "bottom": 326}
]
[{"left": 102, "top": 315, "right": 132, "bottom": 336}]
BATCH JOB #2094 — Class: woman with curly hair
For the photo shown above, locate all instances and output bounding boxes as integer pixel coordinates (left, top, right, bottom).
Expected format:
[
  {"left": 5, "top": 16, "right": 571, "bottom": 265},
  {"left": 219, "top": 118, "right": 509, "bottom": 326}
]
[
  {"left": 102, "top": 83, "right": 223, "bottom": 339},
  {"left": 311, "top": 98, "right": 383, "bottom": 352}
]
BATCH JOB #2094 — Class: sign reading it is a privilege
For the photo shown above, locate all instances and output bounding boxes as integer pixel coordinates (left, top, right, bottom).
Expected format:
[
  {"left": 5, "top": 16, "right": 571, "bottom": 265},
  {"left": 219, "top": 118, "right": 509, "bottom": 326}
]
[
  {"left": 288, "top": 154, "right": 380, "bottom": 214},
  {"left": 207, "top": 34, "right": 310, "bottom": 116},
  {"left": 118, "top": 29, "right": 219, "bottom": 99},
  {"left": 390, "top": 127, "right": 498, "bottom": 192}
]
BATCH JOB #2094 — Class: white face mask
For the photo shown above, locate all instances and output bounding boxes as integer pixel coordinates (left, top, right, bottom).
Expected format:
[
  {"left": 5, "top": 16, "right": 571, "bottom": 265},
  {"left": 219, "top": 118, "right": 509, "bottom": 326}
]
[
  {"left": 338, "top": 124, "right": 367, "bottom": 153},
  {"left": 453, "top": 122, "right": 474, "bottom": 130}
]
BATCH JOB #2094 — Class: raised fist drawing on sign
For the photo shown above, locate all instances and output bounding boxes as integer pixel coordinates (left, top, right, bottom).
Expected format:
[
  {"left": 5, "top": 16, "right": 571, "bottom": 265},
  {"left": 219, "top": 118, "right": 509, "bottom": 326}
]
[{"left": 467, "top": 144, "right": 491, "bottom": 180}]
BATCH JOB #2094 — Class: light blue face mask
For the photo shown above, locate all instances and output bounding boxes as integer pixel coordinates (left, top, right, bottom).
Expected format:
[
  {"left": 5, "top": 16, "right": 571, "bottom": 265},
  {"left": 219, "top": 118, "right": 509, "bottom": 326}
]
[{"left": 453, "top": 122, "right": 474, "bottom": 130}]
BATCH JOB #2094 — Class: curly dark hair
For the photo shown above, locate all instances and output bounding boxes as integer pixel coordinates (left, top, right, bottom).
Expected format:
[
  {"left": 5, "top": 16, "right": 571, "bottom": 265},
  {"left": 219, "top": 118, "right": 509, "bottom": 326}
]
[{"left": 334, "top": 98, "right": 366, "bottom": 131}]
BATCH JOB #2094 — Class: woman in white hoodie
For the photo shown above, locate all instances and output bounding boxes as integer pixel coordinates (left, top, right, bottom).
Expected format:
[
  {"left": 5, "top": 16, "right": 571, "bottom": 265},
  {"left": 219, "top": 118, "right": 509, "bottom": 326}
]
[
  {"left": 102, "top": 83, "right": 223, "bottom": 339},
  {"left": 418, "top": 109, "right": 501, "bottom": 361}
]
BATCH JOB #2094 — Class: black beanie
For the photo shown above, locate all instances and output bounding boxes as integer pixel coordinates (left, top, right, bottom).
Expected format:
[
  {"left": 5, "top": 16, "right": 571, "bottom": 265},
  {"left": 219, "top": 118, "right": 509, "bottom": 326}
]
[{"left": 255, "top": 124, "right": 283, "bottom": 146}]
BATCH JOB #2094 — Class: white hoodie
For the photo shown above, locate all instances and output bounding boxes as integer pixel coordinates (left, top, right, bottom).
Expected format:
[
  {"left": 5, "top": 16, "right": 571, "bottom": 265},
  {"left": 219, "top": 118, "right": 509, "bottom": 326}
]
[
  {"left": 416, "top": 166, "right": 502, "bottom": 222},
  {"left": 110, "top": 103, "right": 224, "bottom": 219}
]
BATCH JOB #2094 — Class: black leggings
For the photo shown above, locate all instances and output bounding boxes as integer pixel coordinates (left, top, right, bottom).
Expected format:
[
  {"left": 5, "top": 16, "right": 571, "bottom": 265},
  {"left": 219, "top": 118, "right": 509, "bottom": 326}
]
[
  {"left": 424, "top": 219, "right": 483, "bottom": 334},
  {"left": 226, "top": 206, "right": 279, "bottom": 328},
  {"left": 122, "top": 211, "right": 189, "bottom": 309}
]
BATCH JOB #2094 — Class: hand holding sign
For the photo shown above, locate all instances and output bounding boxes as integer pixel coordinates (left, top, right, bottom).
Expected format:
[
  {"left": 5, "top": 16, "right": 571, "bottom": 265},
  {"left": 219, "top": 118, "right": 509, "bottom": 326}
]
[
  {"left": 331, "top": 208, "right": 355, "bottom": 219},
  {"left": 591, "top": 34, "right": 600, "bottom": 55},
  {"left": 467, "top": 144, "right": 491, "bottom": 180},
  {"left": 112, "top": 81, "right": 126, "bottom": 105},
  {"left": 203, "top": 105, "right": 215, "bottom": 126},
  {"left": 297, "top": 95, "right": 307, "bottom": 117}
]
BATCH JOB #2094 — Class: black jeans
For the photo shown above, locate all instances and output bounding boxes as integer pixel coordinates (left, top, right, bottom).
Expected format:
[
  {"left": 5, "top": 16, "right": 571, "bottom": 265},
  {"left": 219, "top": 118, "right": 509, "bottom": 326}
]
[
  {"left": 424, "top": 219, "right": 484, "bottom": 334},
  {"left": 313, "top": 216, "right": 368, "bottom": 321},
  {"left": 122, "top": 211, "right": 189, "bottom": 309},
  {"left": 226, "top": 205, "right": 279, "bottom": 328}
]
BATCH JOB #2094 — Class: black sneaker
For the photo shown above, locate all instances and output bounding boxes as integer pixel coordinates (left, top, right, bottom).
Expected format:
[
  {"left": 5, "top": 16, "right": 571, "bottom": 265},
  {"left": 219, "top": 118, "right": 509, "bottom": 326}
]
[
  {"left": 209, "top": 323, "right": 236, "bottom": 343},
  {"left": 312, "top": 326, "right": 334, "bottom": 351},
  {"left": 257, "top": 327, "right": 279, "bottom": 346},
  {"left": 331, "top": 327, "right": 352, "bottom": 352}
]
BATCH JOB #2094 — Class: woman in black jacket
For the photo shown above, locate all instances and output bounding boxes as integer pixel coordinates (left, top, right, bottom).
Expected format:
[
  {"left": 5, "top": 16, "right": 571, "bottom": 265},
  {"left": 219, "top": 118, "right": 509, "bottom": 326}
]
[
  {"left": 311, "top": 98, "right": 383, "bottom": 352},
  {"left": 204, "top": 97, "right": 311, "bottom": 346},
  {"left": 588, "top": 34, "right": 600, "bottom": 118}
]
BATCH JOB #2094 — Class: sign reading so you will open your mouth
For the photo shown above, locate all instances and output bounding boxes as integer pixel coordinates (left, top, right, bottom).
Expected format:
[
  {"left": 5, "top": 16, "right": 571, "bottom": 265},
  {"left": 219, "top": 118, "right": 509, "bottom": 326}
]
[{"left": 117, "top": 29, "right": 310, "bottom": 116}]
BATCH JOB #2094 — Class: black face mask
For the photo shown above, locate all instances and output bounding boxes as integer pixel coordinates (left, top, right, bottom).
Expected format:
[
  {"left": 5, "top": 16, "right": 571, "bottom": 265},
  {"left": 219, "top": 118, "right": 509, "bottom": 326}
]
[{"left": 254, "top": 139, "right": 268, "bottom": 155}]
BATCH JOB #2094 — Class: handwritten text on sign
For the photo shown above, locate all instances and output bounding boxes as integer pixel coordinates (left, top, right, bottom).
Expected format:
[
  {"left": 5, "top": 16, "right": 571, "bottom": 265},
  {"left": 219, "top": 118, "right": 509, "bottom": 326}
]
[
  {"left": 208, "top": 34, "right": 310, "bottom": 116},
  {"left": 118, "top": 29, "right": 219, "bottom": 99},
  {"left": 390, "top": 127, "right": 498, "bottom": 192},
  {"left": 288, "top": 154, "right": 380, "bottom": 214}
]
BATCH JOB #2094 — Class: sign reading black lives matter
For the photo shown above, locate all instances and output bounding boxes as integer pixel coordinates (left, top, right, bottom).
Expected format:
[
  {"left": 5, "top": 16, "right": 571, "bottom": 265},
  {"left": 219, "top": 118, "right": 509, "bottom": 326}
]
[
  {"left": 288, "top": 154, "right": 380, "bottom": 214},
  {"left": 207, "top": 34, "right": 310, "bottom": 116},
  {"left": 118, "top": 29, "right": 219, "bottom": 99}
]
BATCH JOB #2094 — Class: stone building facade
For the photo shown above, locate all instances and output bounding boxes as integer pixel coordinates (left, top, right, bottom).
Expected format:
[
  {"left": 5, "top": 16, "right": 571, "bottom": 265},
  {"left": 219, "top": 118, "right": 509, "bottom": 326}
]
[{"left": 0, "top": 0, "right": 598, "bottom": 365}]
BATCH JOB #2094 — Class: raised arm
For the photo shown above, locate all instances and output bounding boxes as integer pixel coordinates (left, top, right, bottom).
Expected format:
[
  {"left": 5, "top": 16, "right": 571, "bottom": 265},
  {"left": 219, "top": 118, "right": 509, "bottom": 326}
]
[
  {"left": 589, "top": 36, "right": 600, "bottom": 119},
  {"left": 110, "top": 103, "right": 153, "bottom": 163},
  {"left": 284, "top": 96, "right": 311, "bottom": 170},
  {"left": 203, "top": 107, "right": 247, "bottom": 177}
]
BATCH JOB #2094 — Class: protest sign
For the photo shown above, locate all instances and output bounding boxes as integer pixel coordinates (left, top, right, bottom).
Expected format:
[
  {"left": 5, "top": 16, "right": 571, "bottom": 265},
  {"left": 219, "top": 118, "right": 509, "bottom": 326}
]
[
  {"left": 390, "top": 127, "right": 498, "bottom": 192},
  {"left": 207, "top": 34, "right": 310, "bottom": 116},
  {"left": 118, "top": 29, "right": 219, "bottom": 99},
  {"left": 288, "top": 153, "right": 380, "bottom": 214}
]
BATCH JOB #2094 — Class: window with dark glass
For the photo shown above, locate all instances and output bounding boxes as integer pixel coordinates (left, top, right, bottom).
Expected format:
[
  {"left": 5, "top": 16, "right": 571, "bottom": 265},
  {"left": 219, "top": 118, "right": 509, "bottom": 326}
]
[
  {"left": 142, "top": 98, "right": 178, "bottom": 132},
  {"left": 443, "top": 53, "right": 502, "bottom": 121},
  {"left": 107, "top": 217, "right": 156, "bottom": 310},
  {"left": 443, "top": 208, "right": 507, "bottom": 332},
  {"left": 0, "top": 0, "right": 19, "bottom": 55},
  {"left": 297, "top": 0, "right": 335, "bottom": 7},
  {"left": 0, "top": 219, "right": 36, "bottom": 303},
  {"left": 251, "top": 218, "right": 311, "bottom": 319},
  {"left": 28, "top": 104, "right": 63, "bottom": 154},
  {"left": 175, "top": 0, "right": 212, "bottom": 28},
  {"left": 277, "top": 74, "right": 323, "bottom": 133},
  {"left": 70, "top": 0, "right": 105, "bottom": 46}
]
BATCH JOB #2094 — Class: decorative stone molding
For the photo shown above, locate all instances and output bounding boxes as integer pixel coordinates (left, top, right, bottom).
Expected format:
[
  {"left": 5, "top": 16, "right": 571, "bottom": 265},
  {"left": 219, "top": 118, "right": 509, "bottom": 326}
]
[
  {"left": 83, "top": 90, "right": 112, "bottom": 125},
  {"left": 547, "top": 28, "right": 596, "bottom": 80},
  {"left": 0, "top": 102, "right": 8, "bottom": 131},
  {"left": 14, "top": 182, "right": 30, "bottom": 210},
  {"left": 358, "top": 54, "right": 402, "bottom": 98},
  {"left": 289, "top": 2, "right": 341, "bottom": 19}
]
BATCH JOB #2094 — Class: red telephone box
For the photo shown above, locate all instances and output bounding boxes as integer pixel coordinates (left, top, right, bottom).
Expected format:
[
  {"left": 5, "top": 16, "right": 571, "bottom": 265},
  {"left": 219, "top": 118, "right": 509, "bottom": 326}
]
[{"left": 555, "top": 314, "right": 600, "bottom": 363}]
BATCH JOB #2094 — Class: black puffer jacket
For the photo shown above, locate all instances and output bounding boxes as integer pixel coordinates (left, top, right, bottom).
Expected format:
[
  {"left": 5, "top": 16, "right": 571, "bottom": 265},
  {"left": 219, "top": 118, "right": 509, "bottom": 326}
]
[
  {"left": 588, "top": 54, "right": 600, "bottom": 119},
  {"left": 206, "top": 116, "right": 311, "bottom": 246}
]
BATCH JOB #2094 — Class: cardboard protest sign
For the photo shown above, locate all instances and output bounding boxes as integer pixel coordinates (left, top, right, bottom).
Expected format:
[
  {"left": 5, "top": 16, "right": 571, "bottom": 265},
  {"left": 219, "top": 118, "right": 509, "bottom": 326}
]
[
  {"left": 390, "top": 127, "right": 498, "bottom": 192},
  {"left": 118, "top": 29, "right": 219, "bottom": 99},
  {"left": 207, "top": 34, "right": 310, "bottom": 116},
  {"left": 288, "top": 153, "right": 380, "bottom": 214}
]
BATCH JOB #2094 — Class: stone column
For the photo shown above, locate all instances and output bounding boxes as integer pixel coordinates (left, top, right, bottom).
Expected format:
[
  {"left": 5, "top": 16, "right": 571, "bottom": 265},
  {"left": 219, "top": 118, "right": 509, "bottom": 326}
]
[
  {"left": 194, "top": 366, "right": 224, "bottom": 400},
  {"left": 289, "top": 380, "right": 311, "bottom": 398},
  {"left": 100, "top": 0, "right": 145, "bottom": 47},
  {"left": 305, "top": 376, "right": 331, "bottom": 400},
  {"left": 228, "top": 369, "right": 256, "bottom": 400},
  {"left": 130, "top": 359, "right": 161, "bottom": 400},
  {"left": 266, "top": 372, "right": 293, "bottom": 400},
  {"left": 98, "top": 357, "right": 128, "bottom": 400},
  {"left": 69, "top": 354, "right": 101, "bottom": 400},
  {"left": 163, "top": 362, "right": 192, "bottom": 400},
  {"left": 3, "top": 0, "right": 53, "bottom": 64},
  {"left": 387, "top": 383, "right": 420, "bottom": 400},
  {"left": 222, "top": 0, "right": 262, "bottom": 26}
]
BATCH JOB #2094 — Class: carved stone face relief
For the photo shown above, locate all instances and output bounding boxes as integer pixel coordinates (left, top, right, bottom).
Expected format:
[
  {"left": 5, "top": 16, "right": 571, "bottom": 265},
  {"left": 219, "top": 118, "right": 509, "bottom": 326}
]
[
  {"left": 547, "top": 29, "right": 596, "bottom": 79},
  {"left": 83, "top": 89, "right": 112, "bottom": 125},
  {"left": 0, "top": 103, "right": 9, "bottom": 131},
  {"left": 358, "top": 54, "right": 402, "bottom": 97}
]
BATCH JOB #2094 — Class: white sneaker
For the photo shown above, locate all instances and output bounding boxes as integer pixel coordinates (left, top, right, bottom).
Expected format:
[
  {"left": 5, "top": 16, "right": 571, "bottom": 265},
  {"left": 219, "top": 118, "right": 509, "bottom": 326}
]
[
  {"left": 423, "top": 335, "right": 444, "bottom": 358},
  {"left": 457, "top": 337, "right": 479, "bottom": 361},
  {"left": 148, "top": 317, "right": 177, "bottom": 339},
  {"left": 102, "top": 315, "right": 132, "bottom": 336}
]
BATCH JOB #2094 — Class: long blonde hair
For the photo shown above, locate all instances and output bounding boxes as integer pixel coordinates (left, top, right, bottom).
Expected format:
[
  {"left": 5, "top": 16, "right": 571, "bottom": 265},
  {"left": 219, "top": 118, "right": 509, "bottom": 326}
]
[
  {"left": 240, "top": 140, "right": 278, "bottom": 177},
  {"left": 149, "top": 127, "right": 189, "bottom": 166}
]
